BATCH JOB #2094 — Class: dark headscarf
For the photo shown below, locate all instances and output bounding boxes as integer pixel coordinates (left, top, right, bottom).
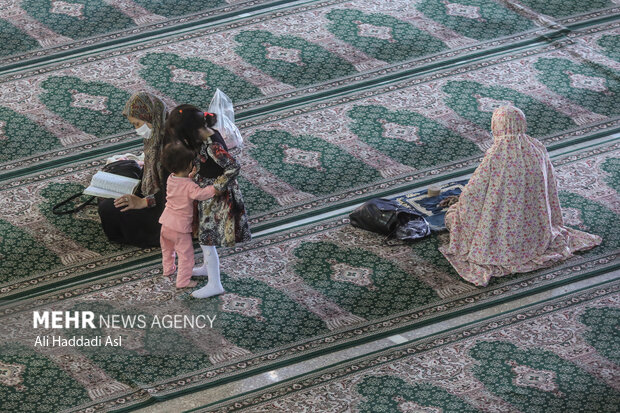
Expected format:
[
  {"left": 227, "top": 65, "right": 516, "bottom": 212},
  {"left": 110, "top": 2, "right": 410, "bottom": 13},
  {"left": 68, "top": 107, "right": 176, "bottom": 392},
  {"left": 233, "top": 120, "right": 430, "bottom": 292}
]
[{"left": 122, "top": 92, "right": 167, "bottom": 196}]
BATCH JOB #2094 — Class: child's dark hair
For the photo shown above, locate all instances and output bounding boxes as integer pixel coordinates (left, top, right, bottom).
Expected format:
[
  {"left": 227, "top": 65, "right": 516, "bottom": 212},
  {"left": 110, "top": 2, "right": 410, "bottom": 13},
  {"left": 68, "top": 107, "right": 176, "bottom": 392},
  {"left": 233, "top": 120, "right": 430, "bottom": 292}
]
[
  {"left": 164, "top": 104, "right": 217, "bottom": 152},
  {"left": 161, "top": 141, "right": 196, "bottom": 174}
]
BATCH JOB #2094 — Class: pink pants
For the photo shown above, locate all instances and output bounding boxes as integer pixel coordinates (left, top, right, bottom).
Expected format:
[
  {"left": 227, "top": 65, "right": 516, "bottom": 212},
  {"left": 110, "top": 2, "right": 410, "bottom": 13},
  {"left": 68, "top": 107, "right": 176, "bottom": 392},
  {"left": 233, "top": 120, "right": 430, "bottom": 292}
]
[{"left": 160, "top": 225, "right": 195, "bottom": 288}]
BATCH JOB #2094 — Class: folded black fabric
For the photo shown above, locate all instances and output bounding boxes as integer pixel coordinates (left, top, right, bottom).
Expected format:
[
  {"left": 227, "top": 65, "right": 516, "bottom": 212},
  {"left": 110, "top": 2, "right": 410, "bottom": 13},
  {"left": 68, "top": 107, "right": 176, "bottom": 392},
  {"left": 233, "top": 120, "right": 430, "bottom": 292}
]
[{"left": 349, "top": 198, "right": 430, "bottom": 241}]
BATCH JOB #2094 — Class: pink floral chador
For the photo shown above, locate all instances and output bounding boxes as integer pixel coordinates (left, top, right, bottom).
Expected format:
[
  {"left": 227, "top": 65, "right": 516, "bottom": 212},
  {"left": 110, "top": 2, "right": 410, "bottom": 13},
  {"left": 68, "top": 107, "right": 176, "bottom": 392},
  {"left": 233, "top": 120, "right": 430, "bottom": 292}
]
[{"left": 439, "top": 106, "right": 601, "bottom": 286}]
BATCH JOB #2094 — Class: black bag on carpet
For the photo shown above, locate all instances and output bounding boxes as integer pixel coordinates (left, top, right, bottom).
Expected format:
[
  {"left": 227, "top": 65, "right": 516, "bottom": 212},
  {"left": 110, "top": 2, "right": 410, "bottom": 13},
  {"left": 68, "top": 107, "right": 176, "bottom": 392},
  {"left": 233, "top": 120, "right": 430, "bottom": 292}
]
[
  {"left": 52, "top": 160, "right": 142, "bottom": 215},
  {"left": 101, "top": 159, "right": 142, "bottom": 181},
  {"left": 349, "top": 198, "right": 430, "bottom": 241}
]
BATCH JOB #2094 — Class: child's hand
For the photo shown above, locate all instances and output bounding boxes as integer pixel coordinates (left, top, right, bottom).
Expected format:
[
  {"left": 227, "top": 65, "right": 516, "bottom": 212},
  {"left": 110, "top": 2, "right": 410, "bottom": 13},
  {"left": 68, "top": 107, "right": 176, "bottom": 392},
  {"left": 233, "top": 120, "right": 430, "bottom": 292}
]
[
  {"left": 205, "top": 185, "right": 216, "bottom": 199},
  {"left": 193, "top": 185, "right": 217, "bottom": 201},
  {"left": 188, "top": 166, "right": 197, "bottom": 179}
]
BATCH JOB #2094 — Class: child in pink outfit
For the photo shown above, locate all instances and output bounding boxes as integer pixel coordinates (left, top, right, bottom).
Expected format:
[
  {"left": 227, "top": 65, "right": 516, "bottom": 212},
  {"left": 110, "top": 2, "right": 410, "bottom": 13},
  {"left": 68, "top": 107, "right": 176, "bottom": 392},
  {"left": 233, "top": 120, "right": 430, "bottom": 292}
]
[{"left": 159, "top": 141, "right": 215, "bottom": 288}]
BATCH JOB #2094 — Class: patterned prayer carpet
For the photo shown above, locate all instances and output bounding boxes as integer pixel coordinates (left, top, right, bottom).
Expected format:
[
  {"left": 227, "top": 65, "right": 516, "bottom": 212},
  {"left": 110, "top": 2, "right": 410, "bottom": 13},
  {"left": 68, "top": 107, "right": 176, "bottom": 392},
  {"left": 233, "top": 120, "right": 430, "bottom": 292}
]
[
  {"left": 2, "top": 0, "right": 615, "bottom": 71},
  {"left": 0, "top": 142, "right": 617, "bottom": 412},
  {"left": 0, "top": 1, "right": 619, "bottom": 411},
  {"left": 199, "top": 279, "right": 620, "bottom": 412},
  {"left": 1, "top": 135, "right": 618, "bottom": 298},
  {"left": 2, "top": 12, "right": 620, "bottom": 296},
  {"left": 0, "top": 0, "right": 299, "bottom": 69},
  {"left": 1, "top": 0, "right": 619, "bottom": 176}
]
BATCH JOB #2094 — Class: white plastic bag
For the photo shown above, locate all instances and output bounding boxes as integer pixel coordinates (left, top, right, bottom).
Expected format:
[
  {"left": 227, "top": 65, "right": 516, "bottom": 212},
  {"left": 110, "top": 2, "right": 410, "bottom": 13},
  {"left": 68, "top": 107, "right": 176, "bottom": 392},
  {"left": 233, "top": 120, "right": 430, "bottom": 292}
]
[{"left": 208, "top": 89, "right": 243, "bottom": 149}]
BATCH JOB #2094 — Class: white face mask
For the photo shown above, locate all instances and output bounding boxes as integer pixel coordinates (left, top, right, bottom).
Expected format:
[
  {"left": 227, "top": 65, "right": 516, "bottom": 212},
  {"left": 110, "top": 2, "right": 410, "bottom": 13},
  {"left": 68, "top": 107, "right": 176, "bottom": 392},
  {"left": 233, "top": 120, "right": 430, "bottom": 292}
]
[{"left": 135, "top": 123, "right": 152, "bottom": 139}]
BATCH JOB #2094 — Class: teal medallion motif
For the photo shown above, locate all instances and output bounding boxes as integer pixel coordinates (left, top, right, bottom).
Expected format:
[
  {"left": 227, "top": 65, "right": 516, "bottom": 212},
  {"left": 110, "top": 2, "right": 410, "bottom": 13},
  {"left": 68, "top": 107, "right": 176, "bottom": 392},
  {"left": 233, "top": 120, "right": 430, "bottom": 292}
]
[
  {"left": 40, "top": 76, "right": 131, "bottom": 137},
  {"left": 66, "top": 301, "right": 213, "bottom": 384},
  {"left": 132, "top": 0, "right": 226, "bottom": 16},
  {"left": 558, "top": 192, "right": 619, "bottom": 255},
  {"left": 325, "top": 9, "right": 446, "bottom": 63},
  {"left": 534, "top": 57, "right": 619, "bottom": 118},
  {"left": 234, "top": 30, "right": 358, "bottom": 86},
  {"left": 40, "top": 182, "right": 125, "bottom": 256},
  {"left": 469, "top": 340, "right": 620, "bottom": 412},
  {"left": 0, "top": 106, "right": 60, "bottom": 162},
  {"left": 347, "top": 104, "right": 481, "bottom": 168},
  {"left": 578, "top": 307, "right": 620, "bottom": 364},
  {"left": 597, "top": 35, "right": 620, "bottom": 62},
  {"left": 515, "top": 0, "right": 615, "bottom": 17},
  {"left": 21, "top": 0, "right": 135, "bottom": 39},
  {"left": 195, "top": 276, "right": 327, "bottom": 351},
  {"left": 237, "top": 175, "right": 280, "bottom": 215},
  {"left": 248, "top": 129, "right": 382, "bottom": 195},
  {"left": 443, "top": 80, "right": 576, "bottom": 138},
  {"left": 139, "top": 52, "right": 263, "bottom": 105},
  {"left": 0, "top": 219, "right": 62, "bottom": 286},
  {"left": 0, "top": 343, "right": 90, "bottom": 412},
  {"left": 293, "top": 241, "right": 438, "bottom": 320},
  {"left": 416, "top": 0, "right": 534, "bottom": 40},
  {"left": 600, "top": 157, "right": 620, "bottom": 194},
  {"left": 0, "top": 20, "right": 39, "bottom": 57},
  {"left": 356, "top": 375, "right": 479, "bottom": 413}
]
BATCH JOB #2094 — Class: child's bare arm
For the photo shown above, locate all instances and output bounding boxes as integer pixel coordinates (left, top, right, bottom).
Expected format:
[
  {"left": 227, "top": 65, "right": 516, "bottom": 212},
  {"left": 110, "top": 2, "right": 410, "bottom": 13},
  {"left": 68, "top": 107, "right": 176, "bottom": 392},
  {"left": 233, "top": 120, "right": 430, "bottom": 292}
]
[{"left": 190, "top": 184, "right": 216, "bottom": 201}]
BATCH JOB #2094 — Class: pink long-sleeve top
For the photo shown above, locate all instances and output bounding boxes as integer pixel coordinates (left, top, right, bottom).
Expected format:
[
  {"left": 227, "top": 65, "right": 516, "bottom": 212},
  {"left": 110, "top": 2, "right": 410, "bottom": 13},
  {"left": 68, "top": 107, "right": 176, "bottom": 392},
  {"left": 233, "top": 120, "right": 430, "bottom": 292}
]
[{"left": 159, "top": 174, "right": 214, "bottom": 233}]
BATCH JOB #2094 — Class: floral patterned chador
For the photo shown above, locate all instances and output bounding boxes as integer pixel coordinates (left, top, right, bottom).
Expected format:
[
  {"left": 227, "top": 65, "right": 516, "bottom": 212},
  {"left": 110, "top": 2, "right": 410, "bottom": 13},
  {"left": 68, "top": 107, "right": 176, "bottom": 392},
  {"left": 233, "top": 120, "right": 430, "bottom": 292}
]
[
  {"left": 439, "top": 106, "right": 601, "bottom": 286},
  {"left": 194, "top": 129, "right": 251, "bottom": 247}
]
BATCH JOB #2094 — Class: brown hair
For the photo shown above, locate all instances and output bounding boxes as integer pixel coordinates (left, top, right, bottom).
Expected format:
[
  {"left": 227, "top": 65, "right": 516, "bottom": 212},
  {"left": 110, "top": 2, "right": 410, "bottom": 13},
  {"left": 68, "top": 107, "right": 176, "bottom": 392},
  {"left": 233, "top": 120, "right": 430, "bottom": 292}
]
[{"left": 161, "top": 141, "right": 196, "bottom": 174}]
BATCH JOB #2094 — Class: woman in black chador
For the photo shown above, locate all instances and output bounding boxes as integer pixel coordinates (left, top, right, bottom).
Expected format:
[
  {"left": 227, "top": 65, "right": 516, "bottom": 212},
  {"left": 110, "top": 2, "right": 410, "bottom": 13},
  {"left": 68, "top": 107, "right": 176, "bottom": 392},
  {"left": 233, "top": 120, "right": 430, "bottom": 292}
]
[{"left": 98, "top": 92, "right": 168, "bottom": 247}]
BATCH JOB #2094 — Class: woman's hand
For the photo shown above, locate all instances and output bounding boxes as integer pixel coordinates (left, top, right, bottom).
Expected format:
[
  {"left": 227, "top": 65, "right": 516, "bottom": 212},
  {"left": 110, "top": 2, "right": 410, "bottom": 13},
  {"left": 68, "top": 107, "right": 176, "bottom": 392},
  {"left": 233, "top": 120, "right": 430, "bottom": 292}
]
[
  {"left": 114, "top": 194, "right": 147, "bottom": 212},
  {"left": 439, "top": 195, "right": 460, "bottom": 209}
]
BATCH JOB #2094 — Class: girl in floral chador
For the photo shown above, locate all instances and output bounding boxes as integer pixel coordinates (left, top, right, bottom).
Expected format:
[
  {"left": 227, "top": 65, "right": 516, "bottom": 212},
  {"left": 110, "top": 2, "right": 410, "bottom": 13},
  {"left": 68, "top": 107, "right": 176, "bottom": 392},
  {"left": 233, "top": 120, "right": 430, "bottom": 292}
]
[
  {"left": 165, "top": 105, "right": 251, "bottom": 298},
  {"left": 440, "top": 106, "right": 601, "bottom": 286}
]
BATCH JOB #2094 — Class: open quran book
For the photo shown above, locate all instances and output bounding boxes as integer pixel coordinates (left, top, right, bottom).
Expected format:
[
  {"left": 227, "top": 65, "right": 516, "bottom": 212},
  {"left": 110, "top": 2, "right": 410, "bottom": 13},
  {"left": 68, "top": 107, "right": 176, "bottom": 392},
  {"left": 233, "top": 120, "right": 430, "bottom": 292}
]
[{"left": 83, "top": 171, "right": 140, "bottom": 199}]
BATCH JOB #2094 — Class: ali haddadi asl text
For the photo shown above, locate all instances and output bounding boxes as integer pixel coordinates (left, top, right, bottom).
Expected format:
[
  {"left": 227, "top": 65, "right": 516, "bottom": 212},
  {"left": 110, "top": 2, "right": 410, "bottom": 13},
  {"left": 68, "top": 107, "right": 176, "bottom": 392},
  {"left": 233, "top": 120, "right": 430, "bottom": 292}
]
[{"left": 34, "top": 334, "right": 121, "bottom": 348}]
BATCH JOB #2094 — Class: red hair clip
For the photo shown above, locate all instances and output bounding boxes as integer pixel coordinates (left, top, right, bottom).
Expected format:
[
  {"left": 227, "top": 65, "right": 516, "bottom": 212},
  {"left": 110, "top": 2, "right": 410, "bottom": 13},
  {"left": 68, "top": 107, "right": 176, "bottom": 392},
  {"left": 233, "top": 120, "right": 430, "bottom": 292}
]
[
  {"left": 204, "top": 112, "right": 214, "bottom": 117},
  {"left": 179, "top": 109, "right": 183, "bottom": 114}
]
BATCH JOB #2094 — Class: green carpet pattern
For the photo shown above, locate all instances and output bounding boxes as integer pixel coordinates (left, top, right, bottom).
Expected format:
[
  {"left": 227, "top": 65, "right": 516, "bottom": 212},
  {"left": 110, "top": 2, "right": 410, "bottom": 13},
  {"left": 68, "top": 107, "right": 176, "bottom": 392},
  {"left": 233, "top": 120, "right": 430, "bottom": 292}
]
[
  {"left": 0, "top": 134, "right": 618, "bottom": 299},
  {"left": 203, "top": 279, "right": 620, "bottom": 412},
  {"left": 1, "top": 21, "right": 619, "bottom": 214},
  {"left": 2, "top": 0, "right": 616, "bottom": 70},
  {"left": 1, "top": 1, "right": 619, "bottom": 411},
  {"left": 0, "top": 0, "right": 294, "bottom": 67},
  {"left": 0, "top": 142, "right": 617, "bottom": 412},
  {"left": 1, "top": 0, "right": 618, "bottom": 174}
]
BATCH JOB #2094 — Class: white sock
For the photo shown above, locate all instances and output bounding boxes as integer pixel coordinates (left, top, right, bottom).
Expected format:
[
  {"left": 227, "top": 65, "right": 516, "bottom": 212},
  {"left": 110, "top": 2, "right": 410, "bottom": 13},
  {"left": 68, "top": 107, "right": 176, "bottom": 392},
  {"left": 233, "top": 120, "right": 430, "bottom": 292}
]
[
  {"left": 191, "top": 246, "right": 225, "bottom": 298},
  {"left": 192, "top": 245, "right": 211, "bottom": 276}
]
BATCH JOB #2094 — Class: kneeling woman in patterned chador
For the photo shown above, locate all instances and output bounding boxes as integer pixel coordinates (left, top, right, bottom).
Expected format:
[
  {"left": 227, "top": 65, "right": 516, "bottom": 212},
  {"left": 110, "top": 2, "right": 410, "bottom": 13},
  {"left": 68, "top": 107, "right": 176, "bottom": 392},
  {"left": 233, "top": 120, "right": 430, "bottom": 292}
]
[
  {"left": 439, "top": 105, "right": 601, "bottom": 287},
  {"left": 165, "top": 105, "right": 251, "bottom": 298}
]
